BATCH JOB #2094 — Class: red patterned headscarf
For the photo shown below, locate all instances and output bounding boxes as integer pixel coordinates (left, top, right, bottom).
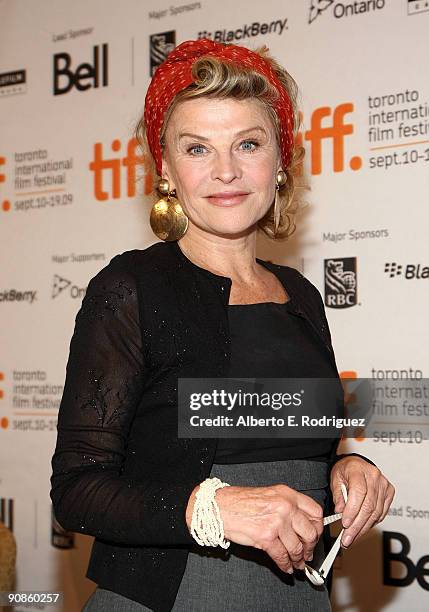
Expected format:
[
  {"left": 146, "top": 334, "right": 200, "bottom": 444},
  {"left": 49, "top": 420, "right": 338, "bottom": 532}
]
[{"left": 144, "top": 38, "right": 295, "bottom": 176}]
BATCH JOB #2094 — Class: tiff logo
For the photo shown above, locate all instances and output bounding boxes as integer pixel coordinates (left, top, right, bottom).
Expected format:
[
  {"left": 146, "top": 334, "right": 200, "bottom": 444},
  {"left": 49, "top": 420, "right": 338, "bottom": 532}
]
[
  {"left": 89, "top": 138, "right": 152, "bottom": 201},
  {"left": 300, "top": 103, "right": 361, "bottom": 175}
]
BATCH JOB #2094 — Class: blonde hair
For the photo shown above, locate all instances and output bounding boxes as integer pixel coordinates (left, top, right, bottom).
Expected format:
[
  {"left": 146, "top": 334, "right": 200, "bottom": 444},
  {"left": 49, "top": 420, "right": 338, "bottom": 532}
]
[{"left": 135, "top": 44, "right": 306, "bottom": 240}]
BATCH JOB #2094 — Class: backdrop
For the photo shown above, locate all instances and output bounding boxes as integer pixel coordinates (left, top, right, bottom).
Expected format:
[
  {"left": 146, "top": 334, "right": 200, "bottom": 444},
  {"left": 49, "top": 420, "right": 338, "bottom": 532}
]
[{"left": 1, "top": 0, "right": 428, "bottom": 610}]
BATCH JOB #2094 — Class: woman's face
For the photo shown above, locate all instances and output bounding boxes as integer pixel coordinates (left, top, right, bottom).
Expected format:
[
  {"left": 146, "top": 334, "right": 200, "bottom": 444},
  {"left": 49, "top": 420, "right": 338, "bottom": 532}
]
[{"left": 161, "top": 97, "right": 281, "bottom": 237}]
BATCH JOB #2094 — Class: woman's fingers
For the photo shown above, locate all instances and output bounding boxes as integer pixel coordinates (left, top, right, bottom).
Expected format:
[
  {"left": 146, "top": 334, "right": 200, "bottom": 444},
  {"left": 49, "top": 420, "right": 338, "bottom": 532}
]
[
  {"left": 263, "top": 537, "right": 293, "bottom": 574},
  {"left": 380, "top": 483, "right": 395, "bottom": 522},
  {"left": 291, "top": 512, "right": 321, "bottom": 563},
  {"left": 346, "top": 483, "right": 384, "bottom": 544},
  {"left": 341, "top": 473, "right": 389, "bottom": 547},
  {"left": 277, "top": 510, "right": 321, "bottom": 568},
  {"left": 216, "top": 484, "right": 326, "bottom": 572}
]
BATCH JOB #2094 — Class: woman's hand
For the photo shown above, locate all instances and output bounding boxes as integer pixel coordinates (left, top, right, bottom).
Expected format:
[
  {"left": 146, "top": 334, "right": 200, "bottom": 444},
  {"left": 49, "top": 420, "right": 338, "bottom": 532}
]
[
  {"left": 186, "top": 483, "right": 324, "bottom": 574},
  {"left": 330, "top": 456, "right": 395, "bottom": 548}
]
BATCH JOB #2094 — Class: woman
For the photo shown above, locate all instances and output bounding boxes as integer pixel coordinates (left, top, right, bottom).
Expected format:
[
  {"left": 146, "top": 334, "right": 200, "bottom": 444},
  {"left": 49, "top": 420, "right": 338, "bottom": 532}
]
[{"left": 50, "top": 39, "right": 395, "bottom": 612}]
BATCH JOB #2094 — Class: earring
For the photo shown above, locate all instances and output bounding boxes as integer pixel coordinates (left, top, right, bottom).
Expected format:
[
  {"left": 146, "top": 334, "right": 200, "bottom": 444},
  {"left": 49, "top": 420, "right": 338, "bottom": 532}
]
[
  {"left": 273, "top": 170, "right": 287, "bottom": 234},
  {"left": 150, "top": 178, "right": 189, "bottom": 241}
]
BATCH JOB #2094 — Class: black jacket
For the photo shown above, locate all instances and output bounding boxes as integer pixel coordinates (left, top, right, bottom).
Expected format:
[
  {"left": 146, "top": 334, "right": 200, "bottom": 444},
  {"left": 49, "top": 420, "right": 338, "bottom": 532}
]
[{"left": 50, "top": 239, "right": 359, "bottom": 611}]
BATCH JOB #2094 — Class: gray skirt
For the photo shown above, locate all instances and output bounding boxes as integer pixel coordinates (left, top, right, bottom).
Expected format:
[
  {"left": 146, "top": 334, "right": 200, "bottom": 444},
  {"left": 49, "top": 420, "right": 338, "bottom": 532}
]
[{"left": 83, "top": 459, "right": 331, "bottom": 612}]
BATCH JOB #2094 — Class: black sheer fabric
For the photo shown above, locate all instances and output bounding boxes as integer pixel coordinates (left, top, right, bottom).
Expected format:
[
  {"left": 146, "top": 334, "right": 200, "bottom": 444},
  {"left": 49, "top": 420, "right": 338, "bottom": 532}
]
[
  {"left": 50, "top": 257, "right": 153, "bottom": 544},
  {"left": 214, "top": 300, "right": 339, "bottom": 463}
]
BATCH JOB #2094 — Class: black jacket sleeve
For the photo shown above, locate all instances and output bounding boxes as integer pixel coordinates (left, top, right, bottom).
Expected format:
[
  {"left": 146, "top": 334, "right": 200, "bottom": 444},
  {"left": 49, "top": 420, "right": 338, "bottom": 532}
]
[{"left": 50, "top": 253, "right": 196, "bottom": 547}]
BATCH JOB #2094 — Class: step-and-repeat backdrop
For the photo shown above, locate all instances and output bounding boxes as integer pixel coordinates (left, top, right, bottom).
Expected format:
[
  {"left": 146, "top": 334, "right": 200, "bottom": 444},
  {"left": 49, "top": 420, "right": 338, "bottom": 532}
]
[{"left": 1, "top": 1, "right": 428, "bottom": 610}]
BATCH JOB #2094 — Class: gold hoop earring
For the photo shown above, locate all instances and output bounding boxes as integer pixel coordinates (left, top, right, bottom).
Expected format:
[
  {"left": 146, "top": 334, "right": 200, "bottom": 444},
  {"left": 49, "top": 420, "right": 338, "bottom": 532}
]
[
  {"left": 150, "top": 178, "right": 189, "bottom": 241},
  {"left": 274, "top": 170, "right": 287, "bottom": 234}
]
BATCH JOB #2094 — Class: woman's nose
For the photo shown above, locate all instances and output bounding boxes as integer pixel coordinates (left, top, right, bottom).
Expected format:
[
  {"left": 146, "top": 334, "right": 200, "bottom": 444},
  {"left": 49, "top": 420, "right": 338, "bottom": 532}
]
[{"left": 211, "top": 151, "right": 242, "bottom": 183}]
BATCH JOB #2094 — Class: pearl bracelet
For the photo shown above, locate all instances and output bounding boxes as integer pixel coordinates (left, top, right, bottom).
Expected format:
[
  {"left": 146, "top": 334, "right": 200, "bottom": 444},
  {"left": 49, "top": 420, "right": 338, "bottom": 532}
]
[{"left": 190, "top": 477, "right": 231, "bottom": 548}]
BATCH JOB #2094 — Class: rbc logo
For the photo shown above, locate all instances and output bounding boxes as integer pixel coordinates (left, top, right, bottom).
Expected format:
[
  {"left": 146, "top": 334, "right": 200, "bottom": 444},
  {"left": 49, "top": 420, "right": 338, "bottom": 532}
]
[
  {"left": 324, "top": 257, "right": 357, "bottom": 309},
  {"left": 150, "top": 31, "right": 176, "bottom": 76},
  {"left": 53, "top": 44, "right": 108, "bottom": 95}
]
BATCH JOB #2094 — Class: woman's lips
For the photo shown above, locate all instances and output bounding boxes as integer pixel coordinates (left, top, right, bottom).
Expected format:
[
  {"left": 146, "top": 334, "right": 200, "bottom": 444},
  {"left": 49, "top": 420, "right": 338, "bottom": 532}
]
[{"left": 206, "top": 192, "right": 250, "bottom": 206}]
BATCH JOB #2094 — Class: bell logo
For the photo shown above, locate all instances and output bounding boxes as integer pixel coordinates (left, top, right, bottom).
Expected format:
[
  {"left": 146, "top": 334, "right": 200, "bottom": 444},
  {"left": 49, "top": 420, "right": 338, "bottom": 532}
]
[
  {"left": 298, "top": 103, "right": 361, "bottom": 175},
  {"left": 89, "top": 138, "right": 152, "bottom": 201},
  {"left": 53, "top": 44, "right": 108, "bottom": 95},
  {"left": 383, "top": 531, "right": 429, "bottom": 590}
]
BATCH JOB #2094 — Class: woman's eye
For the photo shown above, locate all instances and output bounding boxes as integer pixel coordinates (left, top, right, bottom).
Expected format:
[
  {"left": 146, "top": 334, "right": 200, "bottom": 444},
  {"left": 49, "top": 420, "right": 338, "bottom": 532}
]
[
  {"left": 187, "top": 144, "right": 206, "bottom": 155},
  {"left": 240, "top": 140, "right": 259, "bottom": 152}
]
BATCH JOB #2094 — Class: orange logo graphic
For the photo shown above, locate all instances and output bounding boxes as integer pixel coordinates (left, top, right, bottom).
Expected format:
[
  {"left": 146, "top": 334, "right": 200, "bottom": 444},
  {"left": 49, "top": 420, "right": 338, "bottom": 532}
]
[
  {"left": 89, "top": 138, "right": 152, "bottom": 201},
  {"left": 0, "top": 371, "right": 7, "bottom": 429},
  {"left": 298, "top": 103, "right": 362, "bottom": 175},
  {"left": 340, "top": 370, "right": 365, "bottom": 441},
  {"left": 0, "top": 156, "right": 5, "bottom": 183},
  {"left": 0, "top": 156, "right": 11, "bottom": 212}
]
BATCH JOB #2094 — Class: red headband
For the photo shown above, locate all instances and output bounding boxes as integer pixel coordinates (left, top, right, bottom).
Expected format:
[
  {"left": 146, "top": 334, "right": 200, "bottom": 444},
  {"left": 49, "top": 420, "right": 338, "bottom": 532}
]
[{"left": 144, "top": 38, "right": 295, "bottom": 176}]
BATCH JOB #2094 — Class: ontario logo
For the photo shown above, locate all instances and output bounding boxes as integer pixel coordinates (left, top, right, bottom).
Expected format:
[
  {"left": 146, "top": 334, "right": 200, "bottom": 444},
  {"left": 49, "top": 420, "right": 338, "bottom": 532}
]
[
  {"left": 52, "top": 275, "right": 86, "bottom": 299},
  {"left": 324, "top": 257, "right": 357, "bottom": 308},
  {"left": 308, "top": 0, "right": 386, "bottom": 23}
]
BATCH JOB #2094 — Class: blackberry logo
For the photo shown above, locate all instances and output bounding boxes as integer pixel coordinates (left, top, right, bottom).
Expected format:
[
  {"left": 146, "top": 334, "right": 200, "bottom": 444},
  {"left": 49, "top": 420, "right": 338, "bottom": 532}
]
[
  {"left": 324, "top": 257, "right": 357, "bottom": 308},
  {"left": 384, "top": 262, "right": 402, "bottom": 278},
  {"left": 198, "top": 19, "right": 288, "bottom": 42},
  {"left": 150, "top": 31, "right": 175, "bottom": 76},
  {"left": 384, "top": 262, "right": 429, "bottom": 279}
]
